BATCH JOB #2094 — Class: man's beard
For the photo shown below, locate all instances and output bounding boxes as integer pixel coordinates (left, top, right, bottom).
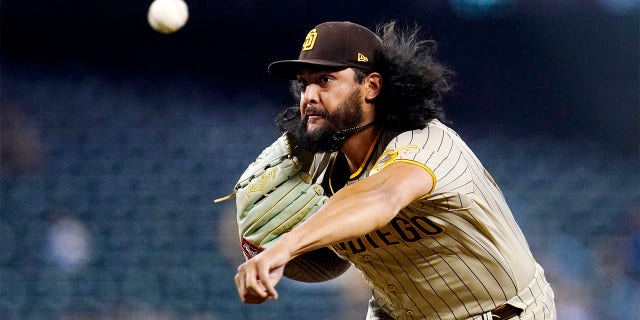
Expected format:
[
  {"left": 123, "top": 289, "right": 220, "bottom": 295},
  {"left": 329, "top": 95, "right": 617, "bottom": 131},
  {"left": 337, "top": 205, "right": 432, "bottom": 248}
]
[{"left": 276, "top": 89, "right": 365, "bottom": 153}]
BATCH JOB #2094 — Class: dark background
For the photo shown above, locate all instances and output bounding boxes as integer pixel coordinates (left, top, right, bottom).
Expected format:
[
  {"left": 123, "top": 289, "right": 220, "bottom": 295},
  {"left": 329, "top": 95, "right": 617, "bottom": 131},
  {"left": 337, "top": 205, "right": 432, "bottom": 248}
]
[
  {"left": 3, "top": 0, "right": 638, "bottom": 147},
  {"left": 1, "top": 1, "right": 639, "bottom": 319}
]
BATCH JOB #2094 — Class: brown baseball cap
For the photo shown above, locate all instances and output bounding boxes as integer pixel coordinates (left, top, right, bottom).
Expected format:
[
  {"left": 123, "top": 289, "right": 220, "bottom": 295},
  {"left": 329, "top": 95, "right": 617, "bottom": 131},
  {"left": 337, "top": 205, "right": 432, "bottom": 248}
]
[{"left": 268, "top": 21, "right": 382, "bottom": 79}]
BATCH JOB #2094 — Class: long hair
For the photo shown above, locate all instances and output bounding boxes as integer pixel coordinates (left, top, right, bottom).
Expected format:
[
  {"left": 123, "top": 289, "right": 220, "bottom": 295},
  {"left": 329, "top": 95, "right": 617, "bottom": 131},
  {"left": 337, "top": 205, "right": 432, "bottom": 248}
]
[
  {"left": 373, "top": 21, "right": 454, "bottom": 131},
  {"left": 277, "top": 21, "right": 454, "bottom": 134}
]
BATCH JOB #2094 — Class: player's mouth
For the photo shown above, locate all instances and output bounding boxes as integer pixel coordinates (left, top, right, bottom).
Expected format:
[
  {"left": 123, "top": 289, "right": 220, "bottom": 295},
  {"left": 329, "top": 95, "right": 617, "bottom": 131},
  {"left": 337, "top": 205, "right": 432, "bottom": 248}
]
[
  {"left": 304, "top": 108, "right": 328, "bottom": 126},
  {"left": 307, "top": 115, "right": 324, "bottom": 122}
]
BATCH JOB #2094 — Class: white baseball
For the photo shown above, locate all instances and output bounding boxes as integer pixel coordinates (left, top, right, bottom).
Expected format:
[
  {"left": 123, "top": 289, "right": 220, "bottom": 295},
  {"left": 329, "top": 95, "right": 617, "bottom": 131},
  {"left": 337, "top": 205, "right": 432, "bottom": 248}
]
[{"left": 147, "top": 0, "right": 189, "bottom": 34}]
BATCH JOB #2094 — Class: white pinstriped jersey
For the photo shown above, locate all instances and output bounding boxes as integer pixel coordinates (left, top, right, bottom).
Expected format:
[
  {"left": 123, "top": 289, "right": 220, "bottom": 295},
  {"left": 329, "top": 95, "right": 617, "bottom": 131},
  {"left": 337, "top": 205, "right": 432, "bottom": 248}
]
[{"left": 310, "top": 120, "right": 542, "bottom": 320}]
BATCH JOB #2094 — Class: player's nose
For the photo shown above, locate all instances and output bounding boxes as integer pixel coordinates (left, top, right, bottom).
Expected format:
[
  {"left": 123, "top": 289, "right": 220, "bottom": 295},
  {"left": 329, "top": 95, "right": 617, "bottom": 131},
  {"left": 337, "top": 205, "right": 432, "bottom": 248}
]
[{"left": 302, "top": 83, "right": 320, "bottom": 106}]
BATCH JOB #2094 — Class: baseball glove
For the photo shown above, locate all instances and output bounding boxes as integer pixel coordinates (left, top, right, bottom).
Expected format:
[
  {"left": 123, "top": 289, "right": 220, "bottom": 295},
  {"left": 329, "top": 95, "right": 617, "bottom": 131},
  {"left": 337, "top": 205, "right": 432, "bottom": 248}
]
[
  {"left": 214, "top": 132, "right": 351, "bottom": 282},
  {"left": 229, "top": 132, "right": 328, "bottom": 260}
]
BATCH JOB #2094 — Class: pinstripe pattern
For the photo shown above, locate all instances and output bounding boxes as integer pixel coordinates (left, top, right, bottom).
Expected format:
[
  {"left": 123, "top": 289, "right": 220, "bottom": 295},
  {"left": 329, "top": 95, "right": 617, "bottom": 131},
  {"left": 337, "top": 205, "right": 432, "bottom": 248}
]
[
  {"left": 313, "top": 120, "right": 554, "bottom": 319},
  {"left": 467, "top": 264, "right": 556, "bottom": 320}
]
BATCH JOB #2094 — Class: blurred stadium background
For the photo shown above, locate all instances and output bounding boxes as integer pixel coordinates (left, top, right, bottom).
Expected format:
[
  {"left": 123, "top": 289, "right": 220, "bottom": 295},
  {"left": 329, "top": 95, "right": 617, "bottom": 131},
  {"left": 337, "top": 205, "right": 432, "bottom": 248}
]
[{"left": 1, "top": 0, "right": 638, "bottom": 319}]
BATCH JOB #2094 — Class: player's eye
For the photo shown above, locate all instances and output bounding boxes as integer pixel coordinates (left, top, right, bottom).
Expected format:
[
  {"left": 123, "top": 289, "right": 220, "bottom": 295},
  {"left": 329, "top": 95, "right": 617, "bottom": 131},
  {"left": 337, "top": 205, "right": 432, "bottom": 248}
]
[{"left": 320, "top": 75, "right": 333, "bottom": 84}]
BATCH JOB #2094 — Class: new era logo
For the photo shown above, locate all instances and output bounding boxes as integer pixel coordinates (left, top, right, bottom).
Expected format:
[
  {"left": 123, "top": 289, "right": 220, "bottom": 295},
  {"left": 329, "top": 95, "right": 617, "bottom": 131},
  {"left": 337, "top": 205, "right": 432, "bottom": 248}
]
[{"left": 357, "top": 53, "right": 368, "bottom": 62}]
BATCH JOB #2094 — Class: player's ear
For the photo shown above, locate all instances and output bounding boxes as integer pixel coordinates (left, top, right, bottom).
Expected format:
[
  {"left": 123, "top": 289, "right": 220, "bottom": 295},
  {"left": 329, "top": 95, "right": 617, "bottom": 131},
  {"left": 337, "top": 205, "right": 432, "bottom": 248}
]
[{"left": 364, "top": 72, "right": 382, "bottom": 101}]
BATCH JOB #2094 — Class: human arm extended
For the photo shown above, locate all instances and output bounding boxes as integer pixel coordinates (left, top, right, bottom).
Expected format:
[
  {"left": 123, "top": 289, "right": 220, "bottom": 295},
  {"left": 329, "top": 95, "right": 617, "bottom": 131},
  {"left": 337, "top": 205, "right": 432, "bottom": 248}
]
[{"left": 234, "top": 161, "right": 434, "bottom": 302}]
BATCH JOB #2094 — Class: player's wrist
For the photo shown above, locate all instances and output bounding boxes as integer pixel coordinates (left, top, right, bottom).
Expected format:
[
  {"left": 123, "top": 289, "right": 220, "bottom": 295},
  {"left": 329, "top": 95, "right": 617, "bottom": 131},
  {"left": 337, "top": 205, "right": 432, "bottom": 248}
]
[{"left": 273, "top": 231, "right": 304, "bottom": 260}]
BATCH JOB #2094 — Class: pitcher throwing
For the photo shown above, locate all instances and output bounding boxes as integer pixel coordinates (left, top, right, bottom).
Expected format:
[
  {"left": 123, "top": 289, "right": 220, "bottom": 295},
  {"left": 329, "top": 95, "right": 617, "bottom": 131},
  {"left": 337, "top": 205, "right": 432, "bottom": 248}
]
[{"left": 233, "top": 20, "right": 557, "bottom": 320}]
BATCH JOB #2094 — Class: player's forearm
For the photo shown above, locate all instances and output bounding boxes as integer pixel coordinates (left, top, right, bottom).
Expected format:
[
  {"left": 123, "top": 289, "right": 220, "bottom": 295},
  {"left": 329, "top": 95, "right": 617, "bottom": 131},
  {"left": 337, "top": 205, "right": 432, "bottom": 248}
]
[
  {"left": 272, "top": 162, "right": 433, "bottom": 260},
  {"left": 276, "top": 183, "right": 402, "bottom": 258}
]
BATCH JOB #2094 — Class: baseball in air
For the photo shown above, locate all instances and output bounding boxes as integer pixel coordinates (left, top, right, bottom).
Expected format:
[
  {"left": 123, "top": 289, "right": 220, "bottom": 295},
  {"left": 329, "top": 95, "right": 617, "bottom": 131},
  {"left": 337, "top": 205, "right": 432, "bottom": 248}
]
[{"left": 147, "top": 0, "right": 189, "bottom": 34}]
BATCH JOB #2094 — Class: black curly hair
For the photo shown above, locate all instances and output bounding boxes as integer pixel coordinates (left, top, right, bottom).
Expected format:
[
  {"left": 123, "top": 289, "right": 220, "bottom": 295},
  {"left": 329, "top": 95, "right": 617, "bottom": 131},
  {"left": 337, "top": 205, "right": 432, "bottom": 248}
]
[
  {"left": 372, "top": 21, "right": 454, "bottom": 131},
  {"left": 276, "top": 21, "right": 454, "bottom": 137}
]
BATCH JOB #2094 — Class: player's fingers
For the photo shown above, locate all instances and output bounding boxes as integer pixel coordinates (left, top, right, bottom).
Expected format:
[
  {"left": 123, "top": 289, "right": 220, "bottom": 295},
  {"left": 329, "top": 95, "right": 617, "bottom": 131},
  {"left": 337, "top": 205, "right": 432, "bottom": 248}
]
[
  {"left": 233, "top": 272, "right": 247, "bottom": 300},
  {"left": 257, "top": 266, "right": 278, "bottom": 300},
  {"left": 235, "top": 263, "right": 268, "bottom": 304},
  {"left": 267, "top": 265, "right": 285, "bottom": 300},
  {"left": 244, "top": 263, "right": 270, "bottom": 299}
]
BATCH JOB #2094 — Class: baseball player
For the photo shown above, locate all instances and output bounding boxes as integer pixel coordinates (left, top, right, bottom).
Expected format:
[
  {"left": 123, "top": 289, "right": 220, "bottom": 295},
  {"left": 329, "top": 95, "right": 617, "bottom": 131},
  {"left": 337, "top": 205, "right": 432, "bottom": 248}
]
[{"left": 234, "top": 21, "right": 557, "bottom": 320}]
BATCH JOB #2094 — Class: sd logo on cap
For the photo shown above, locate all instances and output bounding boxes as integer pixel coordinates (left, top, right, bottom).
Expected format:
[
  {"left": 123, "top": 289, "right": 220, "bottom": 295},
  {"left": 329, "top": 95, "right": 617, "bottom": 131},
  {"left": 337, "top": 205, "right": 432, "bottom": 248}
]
[{"left": 268, "top": 21, "right": 382, "bottom": 80}]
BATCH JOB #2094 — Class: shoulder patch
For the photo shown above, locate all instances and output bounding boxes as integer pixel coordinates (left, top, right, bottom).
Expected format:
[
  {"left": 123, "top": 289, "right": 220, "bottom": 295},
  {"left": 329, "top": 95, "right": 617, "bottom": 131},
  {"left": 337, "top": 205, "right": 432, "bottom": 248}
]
[{"left": 371, "top": 149, "right": 398, "bottom": 173}]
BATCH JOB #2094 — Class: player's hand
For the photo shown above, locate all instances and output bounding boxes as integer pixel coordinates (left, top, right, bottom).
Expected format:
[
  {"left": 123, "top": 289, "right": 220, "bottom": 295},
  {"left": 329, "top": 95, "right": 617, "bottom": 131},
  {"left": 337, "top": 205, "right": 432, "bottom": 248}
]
[{"left": 234, "top": 246, "right": 291, "bottom": 303}]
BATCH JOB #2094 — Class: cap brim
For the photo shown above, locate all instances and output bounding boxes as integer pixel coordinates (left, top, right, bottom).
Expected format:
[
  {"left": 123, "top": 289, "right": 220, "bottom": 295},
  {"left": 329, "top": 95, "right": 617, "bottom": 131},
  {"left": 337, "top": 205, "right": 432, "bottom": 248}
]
[{"left": 268, "top": 59, "right": 351, "bottom": 80}]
